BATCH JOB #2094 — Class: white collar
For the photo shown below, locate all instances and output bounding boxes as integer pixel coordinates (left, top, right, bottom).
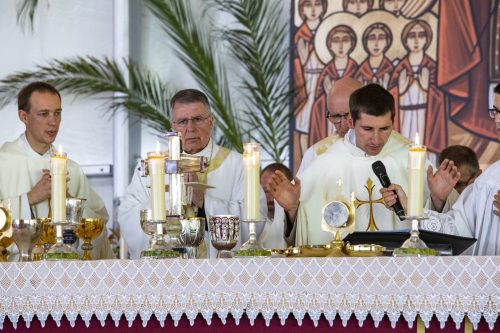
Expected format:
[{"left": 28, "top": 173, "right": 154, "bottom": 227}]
[
  {"left": 344, "top": 129, "right": 367, "bottom": 157},
  {"left": 19, "top": 133, "right": 53, "bottom": 158}
]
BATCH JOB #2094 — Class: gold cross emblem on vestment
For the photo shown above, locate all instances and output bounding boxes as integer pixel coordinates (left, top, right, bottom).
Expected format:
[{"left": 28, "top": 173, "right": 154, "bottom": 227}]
[{"left": 354, "top": 178, "right": 385, "bottom": 231}]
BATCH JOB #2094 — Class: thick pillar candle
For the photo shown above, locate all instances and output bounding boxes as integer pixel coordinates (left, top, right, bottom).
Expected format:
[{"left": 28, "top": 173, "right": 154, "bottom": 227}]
[
  {"left": 407, "top": 133, "right": 426, "bottom": 217},
  {"left": 51, "top": 146, "right": 67, "bottom": 222},
  {"left": 148, "top": 144, "right": 166, "bottom": 222},
  {"left": 243, "top": 143, "right": 260, "bottom": 220}
]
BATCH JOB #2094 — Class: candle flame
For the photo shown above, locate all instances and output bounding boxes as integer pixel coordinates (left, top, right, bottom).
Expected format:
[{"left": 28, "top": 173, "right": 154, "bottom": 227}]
[
  {"left": 155, "top": 140, "right": 161, "bottom": 154},
  {"left": 414, "top": 133, "right": 420, "bottom": 146},
  {"left": 57, "top": 144, "right": 63, "bottom": 155}
]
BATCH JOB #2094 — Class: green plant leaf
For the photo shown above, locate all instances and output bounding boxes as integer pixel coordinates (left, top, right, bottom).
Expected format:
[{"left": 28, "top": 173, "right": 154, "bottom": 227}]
[
  {"left": 145, "top": 0, "right": 244, "bottom": 152},
  {"left": 0, "top": 56, "right": 173, "bottom": 132},
  {"left": 213, "top": 0, "right": 291, "bottom": 162}
]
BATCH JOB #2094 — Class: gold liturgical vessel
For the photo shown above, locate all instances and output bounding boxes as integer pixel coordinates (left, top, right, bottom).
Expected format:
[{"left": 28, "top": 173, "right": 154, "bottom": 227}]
[{"left": 321, "top": 179, "right": 355, "bottom": 257}]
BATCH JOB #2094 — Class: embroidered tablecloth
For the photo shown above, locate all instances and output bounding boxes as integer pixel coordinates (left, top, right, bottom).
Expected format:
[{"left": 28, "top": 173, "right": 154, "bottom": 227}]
[{"left": 0, "top": 257, "right": 498, "bottom": 330}]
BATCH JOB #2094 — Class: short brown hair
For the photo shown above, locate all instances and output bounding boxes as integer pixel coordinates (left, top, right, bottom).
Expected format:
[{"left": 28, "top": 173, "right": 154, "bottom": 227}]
[
  {"left": 342, "top": 0, "right": 374, "bottom": 11},
  {"left": 439, "top": 145, "right": 479, "bottom": 177},
  {"left": 18, "top": 82, "right": 61, "bottom": 112},
  {"left": 326, "top": 25, "right": 357, "bottom": 57},
  {"left": 401, "top": 20, "right": 433, "bottom": 51},
  {"left": 362, "top": 23, "right": 393, "bottom": 54},
  {"left": 349, "top": 84, "right": 395, "bottom": 124},
  {"left": 298, "top": 0, "right": 328, "bottom": 22}
]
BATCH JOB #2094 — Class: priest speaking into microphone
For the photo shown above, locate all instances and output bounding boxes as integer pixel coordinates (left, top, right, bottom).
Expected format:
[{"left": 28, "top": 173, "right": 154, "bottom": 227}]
[{"left": 269, "top": 84, "right": 459, "bottom": 247}]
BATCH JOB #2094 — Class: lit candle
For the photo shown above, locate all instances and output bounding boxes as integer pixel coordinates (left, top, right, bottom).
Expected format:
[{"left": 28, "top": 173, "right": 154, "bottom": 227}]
[
  {"left": 407, "top": 133, "right": 426, "bottom": 217},
  {"left": 243, "top": 143, "right": 260, "bottom": 220},
  {"left": 51, "top": 145, "right": 67, "bottom": 222},
  {"left": 148, "top": 141, "right": 166, "bottom": 222}
]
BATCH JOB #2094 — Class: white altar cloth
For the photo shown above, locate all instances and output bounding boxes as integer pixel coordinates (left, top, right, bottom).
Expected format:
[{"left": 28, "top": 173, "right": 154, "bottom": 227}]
[{"left": 0, "top": 257, "right": 498, "bottom": 330}]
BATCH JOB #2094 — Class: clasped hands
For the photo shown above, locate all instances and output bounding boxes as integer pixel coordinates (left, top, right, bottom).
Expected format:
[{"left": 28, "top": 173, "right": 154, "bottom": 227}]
[{"left": 27, "top": 169, "right": 71, "bottom": 205}]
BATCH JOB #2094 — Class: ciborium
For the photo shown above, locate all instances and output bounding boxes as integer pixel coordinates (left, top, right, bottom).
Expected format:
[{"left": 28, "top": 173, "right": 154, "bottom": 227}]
[
  {"left": 45, "top": 198, "right": 86, "bottom": 260},
  {"left": 208, "top": 215, "right": 239, "bottom": 258},
  {"left": 75, "top": 217, "right": 104, "bottom": 260},
  {"left": 12, "top": 219, "right": 43, "bottom": 262}
]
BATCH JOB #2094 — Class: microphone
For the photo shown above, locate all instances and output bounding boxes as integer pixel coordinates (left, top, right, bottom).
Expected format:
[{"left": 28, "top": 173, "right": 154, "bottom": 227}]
[{"left": 372, "top": 160, "right": 405, "bottom": 220}]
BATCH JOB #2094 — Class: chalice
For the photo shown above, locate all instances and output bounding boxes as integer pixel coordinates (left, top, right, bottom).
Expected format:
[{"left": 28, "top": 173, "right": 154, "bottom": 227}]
[
  {"left": 45, "top": 198, "right": 86, "bottom": 260},
  {"left": 139, "top": 209, "right": 179, "bottom": 258},
  {"left": 0, "top": 206, "right": 13, "bottom": 261},
  {"left": 75, "top": 217, "right": 104, "bottom": 260},
  {"left": 12, "top": 219, "right": 43, "bottom": 262},
  {"left": 177, "top": 217, "right": 205, "bottom": 259},
  {"left": 208, "top": 215, "right": 239, "bottom": 258},
  {"left": 33, "top": 218, "right": 54, "bottom": 261}
]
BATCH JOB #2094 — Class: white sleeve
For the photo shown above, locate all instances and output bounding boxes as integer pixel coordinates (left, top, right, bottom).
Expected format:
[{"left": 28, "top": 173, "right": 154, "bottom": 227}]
[{"left": 117, "top": 162, "right": 150, "bottom": 259}]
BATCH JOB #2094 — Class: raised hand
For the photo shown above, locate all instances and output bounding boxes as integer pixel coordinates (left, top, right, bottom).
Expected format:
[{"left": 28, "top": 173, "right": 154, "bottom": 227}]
[
  {"left": 427, "top": 159, "right": 460, "bottom": 212},
  {"left": 419, "top": 67, "right": 430, "bottom": 90},
  {"left": 268, "top": 170, "right": 301, "bottom": 221},
  {"left": 27, "top": 169, "right": 52, "bottom": 205},
  {"left": 297, "top": 38, "right": 308, "bottom": 65},
  {"left": 323, "top": 76, "right": 333, "bottom": 96}
]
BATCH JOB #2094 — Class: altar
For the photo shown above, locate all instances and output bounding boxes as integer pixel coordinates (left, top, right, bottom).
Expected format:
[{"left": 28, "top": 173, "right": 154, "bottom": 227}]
[{"left": 0, "top": 257, "right": 498, "bottom": 332}]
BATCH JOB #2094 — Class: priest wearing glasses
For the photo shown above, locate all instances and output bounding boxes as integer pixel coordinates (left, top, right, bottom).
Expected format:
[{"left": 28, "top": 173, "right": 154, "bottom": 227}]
[{"left": 118, "top": 89, "right": 267, "bottom": 258}]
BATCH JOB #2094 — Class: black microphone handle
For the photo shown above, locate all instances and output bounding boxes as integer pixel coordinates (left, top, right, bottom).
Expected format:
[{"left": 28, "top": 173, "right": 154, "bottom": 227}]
[{"left": 377, "top": 174, "right": 405, "bottom": 221}]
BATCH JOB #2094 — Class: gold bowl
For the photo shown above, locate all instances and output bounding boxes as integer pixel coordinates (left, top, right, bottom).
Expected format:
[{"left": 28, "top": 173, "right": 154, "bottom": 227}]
[
  {"left": 74, "top": 218, "right": 104, "bottom": 260},
  {"left": 285, "top": 244, "right": 333, "bottom": 257}
]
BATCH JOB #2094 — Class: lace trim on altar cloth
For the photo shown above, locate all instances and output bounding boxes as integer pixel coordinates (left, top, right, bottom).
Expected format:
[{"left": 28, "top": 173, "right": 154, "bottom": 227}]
[{"left": 0, "top": 257, "right": 498, "bottom": 330}]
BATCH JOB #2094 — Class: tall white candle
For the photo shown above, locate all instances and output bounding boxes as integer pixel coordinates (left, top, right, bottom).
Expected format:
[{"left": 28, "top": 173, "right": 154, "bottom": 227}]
[
  {"left": 148, "top": 142, "right": 166, "bottom": 222},
  {"left": 51, "top": 145, "right": 67, "bottom": 222},
  {"left": 407, "top": 133, "right": 426, "bottom": 217},
  {"left": 243, "top": 143, "right": 260, "bottom": 220}
]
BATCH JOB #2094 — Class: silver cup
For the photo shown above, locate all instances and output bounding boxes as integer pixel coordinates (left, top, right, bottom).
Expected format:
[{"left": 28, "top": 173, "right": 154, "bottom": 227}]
[
  {"left": 66, "top": 198, "right": 87, "bottom": 224},
  {"left": 12, "top": 219, "right": 43, "bottom": 262},
  {"left": 177, "top": 217, "right": 205, "bottom": 259},
  {"left": 208, "top": 215, "right": 240, "bottom": 258}
]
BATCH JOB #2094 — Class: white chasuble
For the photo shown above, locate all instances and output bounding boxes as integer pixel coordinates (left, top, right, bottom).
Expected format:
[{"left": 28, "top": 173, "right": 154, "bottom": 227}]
[
  {"left": 295, "top": 130, "right": 435, "bottom": 246},
  {"left": 0, "top": 134, "right": 114, "bottom": 259},
  {"left": 118, "top": 139, "right": 267, "bottom": 259}
]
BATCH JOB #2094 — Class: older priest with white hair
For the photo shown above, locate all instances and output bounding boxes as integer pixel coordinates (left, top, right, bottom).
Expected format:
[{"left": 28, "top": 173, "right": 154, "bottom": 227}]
[{"left": 118, "top": 89, "right": 267, "bottom": 258}]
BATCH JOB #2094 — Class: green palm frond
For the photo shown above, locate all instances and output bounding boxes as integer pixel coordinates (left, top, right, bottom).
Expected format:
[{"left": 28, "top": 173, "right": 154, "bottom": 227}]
[
  {"left": 0, "top": 56, "right": 173, "bottom": 132},
  {"left": 214, "top": 0, "right": 291, "bottom": 162},
  {"left": 16, "top": 0, "right": 39, "bottom": 33},
  {"left": 145, "top": 0, "right": 244, "bottom": 152}
]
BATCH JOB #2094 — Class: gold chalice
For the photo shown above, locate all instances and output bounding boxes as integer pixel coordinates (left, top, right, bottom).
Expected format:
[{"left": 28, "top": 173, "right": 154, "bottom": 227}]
[
  {"left": 0, "top": 234, "right": 14, "bottom": 262},
  {"left": 74, "top": 218, "right": 104, "bottom": 260},
  {"left": 0, "top": 206, "right": 13, "bottom": 261},
  {"left": 33, "top": 218, "right": 54, "bottom": 261}
]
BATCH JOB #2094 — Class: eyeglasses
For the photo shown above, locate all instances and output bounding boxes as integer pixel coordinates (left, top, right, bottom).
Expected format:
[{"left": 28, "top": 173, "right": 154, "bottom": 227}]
[
  {"left": 173, "top": 114, "right": 211, "bottom": 128},
  {"left": 488, "top": 106, "right": 499, "bottom": 119},
  {"left": 326, "top": 112, "right": 350, "bottom": 124}
]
